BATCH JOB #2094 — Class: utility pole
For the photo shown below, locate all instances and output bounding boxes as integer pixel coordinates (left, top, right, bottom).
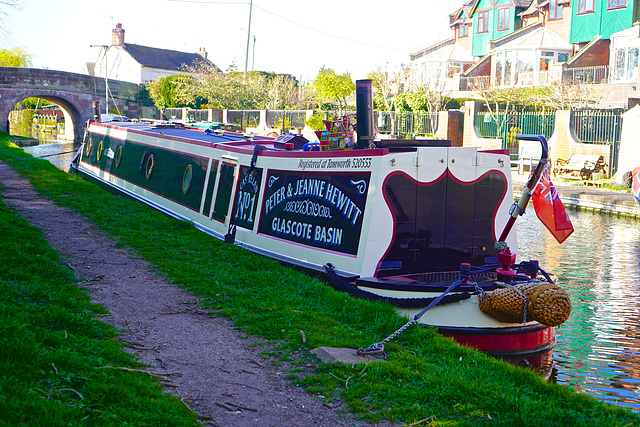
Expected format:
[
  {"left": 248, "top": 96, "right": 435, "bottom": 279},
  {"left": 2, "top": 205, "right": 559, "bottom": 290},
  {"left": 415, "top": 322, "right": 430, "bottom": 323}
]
[
  {"left": 243, "top": 0, "right": 253, "bottom": 83},
  {"left": 252, "top": 35, "right": 256, "bottom": 72}
]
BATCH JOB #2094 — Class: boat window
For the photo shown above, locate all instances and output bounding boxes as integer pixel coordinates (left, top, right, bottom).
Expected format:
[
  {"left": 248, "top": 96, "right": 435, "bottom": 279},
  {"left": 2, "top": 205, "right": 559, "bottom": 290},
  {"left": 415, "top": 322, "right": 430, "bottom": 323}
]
[
  {"left": 202, "top": 160, "right": 219, "bottom": 216},
  {"left": 182, "top": 164, "right": 193, "bottom": 195},
  {"left": 115, "top": 145, "right": 123, "bottom": 168},
  {"left": 85, "top": 137, "right": 92, "bottom": 157},
  {"left": 212, "top": 163, "right": 236, "bottom": 223},
  {"left": 145, "top": 154, "right": 155, "bottom": 180},
  {"left": 96, "top": 140, "right": 103, "bottom": 162}
]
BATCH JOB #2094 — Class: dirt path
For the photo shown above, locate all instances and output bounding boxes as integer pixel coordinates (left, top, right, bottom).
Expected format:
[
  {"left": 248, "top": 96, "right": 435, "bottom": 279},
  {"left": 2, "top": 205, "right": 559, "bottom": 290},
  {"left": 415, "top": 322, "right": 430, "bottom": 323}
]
[{"left": 0, "top": 161, "right": 393, "bottom": 427}]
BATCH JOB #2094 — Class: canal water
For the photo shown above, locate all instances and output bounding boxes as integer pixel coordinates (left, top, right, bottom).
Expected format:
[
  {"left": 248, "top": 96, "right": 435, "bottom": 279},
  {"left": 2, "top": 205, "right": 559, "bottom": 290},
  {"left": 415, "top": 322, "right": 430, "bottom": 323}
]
[
  {"left": 8, "top": 137, "right": 640, "bottom": 411},
  {"left": 10, "top": 126, "right": 80, "bottom": 170},
  {"left": 516, "top": 210, "right": 640, "bottom": 411}
]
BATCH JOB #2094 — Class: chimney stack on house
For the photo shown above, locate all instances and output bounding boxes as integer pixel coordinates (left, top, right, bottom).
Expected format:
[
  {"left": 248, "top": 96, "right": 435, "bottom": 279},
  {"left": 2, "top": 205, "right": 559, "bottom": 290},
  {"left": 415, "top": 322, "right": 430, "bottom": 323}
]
[
  {"left": 112, "top": 23, "right": 125, "bottom": 46},
  {"left": 197, "top": 47, "right": 208, "bottom": 60}
]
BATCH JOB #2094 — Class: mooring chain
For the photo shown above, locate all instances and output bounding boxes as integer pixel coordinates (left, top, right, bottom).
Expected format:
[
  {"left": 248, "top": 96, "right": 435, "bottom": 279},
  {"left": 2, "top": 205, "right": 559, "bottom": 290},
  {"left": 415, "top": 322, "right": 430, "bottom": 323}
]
[
  {"left": 357, "top": 279, "right": 478, "bottom": 358},
  {"left": 474, "top": 281, "right": 487, "bottom": 304},
  {"left": 357, "top": 316, "right": 418, "bottom": 357}
]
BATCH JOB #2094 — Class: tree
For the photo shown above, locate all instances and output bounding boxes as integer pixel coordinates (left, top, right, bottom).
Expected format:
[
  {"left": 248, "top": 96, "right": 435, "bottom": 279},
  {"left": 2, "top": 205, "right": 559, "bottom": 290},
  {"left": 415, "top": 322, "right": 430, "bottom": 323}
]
[
  {"left": 0, "top": 1, "right": 24, "bottom": 35},
  {"left": 368, "top": 65, "right": 397, "bottom": 136},
  {"left": 0, "top": 47, "right": 32, "bottom": 67},
  {"left": 476, "top": 86, "right": 524, "bottom": 141},
  {"left": 312, "top": 68, "right": 354, "bottom": 115},
  {"left": 537, "top": 78, "right": 602, "bottom": 110},
  {"left": 147, "top": 74, "right": 196, "bottom": 114}
]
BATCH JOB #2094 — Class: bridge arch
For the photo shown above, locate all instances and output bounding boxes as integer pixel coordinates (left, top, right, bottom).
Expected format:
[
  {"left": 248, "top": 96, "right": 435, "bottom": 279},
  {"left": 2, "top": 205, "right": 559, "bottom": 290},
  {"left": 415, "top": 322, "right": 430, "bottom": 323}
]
[
  {"left": 1, "top": 90, "right": 85, "bottom": 141},
  {"left": 0, "top": 67, "right": 141, "bottom": 142}
]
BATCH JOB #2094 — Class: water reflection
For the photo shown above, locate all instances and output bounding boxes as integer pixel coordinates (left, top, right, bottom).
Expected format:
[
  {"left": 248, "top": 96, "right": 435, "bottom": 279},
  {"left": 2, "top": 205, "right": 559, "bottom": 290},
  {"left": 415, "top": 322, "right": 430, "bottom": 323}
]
[
  {"left": 9, "top": 126, "right": 80, "bottom": 170},
  {"left": 516, "top": 210, "right": 640, "bottom": 410}
]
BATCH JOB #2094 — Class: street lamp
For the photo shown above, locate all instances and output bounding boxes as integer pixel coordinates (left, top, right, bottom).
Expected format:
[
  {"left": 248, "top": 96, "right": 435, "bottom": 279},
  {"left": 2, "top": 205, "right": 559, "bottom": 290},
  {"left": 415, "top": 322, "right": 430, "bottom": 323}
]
[{"left": 90, "top": 44, "right": 109, "bottom": 114}]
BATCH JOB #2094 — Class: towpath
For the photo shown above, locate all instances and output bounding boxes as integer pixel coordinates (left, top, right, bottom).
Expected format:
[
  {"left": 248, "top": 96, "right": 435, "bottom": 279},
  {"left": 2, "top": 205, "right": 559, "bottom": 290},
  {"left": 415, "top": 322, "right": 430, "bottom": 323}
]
[{"left": 0, "top": 161, "right": 394, "bottom": 427}]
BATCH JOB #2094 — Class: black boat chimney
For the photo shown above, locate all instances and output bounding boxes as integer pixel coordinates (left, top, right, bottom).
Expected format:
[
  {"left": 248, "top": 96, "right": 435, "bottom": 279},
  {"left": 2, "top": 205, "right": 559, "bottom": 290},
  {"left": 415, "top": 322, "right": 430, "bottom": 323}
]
[
  {"left": 356, "top": 79, "right": 374, "bottom": 149},
  {"left": 92, "top": 101, "right": 101, "bottom": 122}
]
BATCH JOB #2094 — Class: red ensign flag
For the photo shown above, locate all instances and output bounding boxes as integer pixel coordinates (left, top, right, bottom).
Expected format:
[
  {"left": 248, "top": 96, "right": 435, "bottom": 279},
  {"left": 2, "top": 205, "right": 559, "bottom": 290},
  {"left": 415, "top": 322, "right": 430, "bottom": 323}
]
[{"left": 531, "top": 169, "right": 574, "bottom": 243}]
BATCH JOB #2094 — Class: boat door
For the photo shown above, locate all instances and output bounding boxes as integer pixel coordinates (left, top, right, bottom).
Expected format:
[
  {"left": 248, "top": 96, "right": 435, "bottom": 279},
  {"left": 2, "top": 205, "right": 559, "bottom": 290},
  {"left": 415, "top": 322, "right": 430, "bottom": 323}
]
[{"left": 209, "top": 156, "right": 240, "bottom": 227}]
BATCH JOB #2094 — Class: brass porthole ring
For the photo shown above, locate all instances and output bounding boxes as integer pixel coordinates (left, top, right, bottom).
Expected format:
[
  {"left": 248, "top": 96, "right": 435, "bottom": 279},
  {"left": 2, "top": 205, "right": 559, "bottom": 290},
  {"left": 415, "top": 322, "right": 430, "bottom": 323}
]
[
  {"left": 115, "top": 145, "right": 123, "bottom": 168},
  {"left": 96, "top": 140, "right": 103, "bottom": 161},
  {"left": 182, "top": 164, "right": 193, "bottom": 194},
  {"left": 85, "top": 137, "right": 92, "bottom": 157},
  {"left": 145, "top": 154, "right": 155, "bottom": 180}
]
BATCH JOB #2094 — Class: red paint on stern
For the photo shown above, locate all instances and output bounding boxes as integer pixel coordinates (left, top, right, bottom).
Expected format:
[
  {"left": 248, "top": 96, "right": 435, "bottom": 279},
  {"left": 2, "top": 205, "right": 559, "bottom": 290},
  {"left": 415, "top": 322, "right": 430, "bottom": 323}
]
[{"left": 442, "top": 325, "right": 555, "bottom": 356}]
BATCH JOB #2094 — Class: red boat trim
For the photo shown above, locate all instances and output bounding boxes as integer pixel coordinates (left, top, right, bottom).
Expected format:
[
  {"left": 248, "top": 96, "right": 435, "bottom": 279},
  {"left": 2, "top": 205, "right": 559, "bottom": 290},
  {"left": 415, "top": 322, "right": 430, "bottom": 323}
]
[
  {"left": 439, "top": 323, "right": 555, "bottom": 355},
  {"left": 220, "top": 144, "right": 389, "bottom": 158}
]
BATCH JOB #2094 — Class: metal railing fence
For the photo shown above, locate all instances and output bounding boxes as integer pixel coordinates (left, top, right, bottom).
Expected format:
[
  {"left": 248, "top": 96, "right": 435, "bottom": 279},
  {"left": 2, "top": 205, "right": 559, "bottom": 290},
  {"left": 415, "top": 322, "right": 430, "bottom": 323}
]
[
  {"left": 562, "top": 66, "right": 610, "bottom": 85},
  {"left": 377, "top": 111, "right": 439, "bottom": 137},
  {"left": 570, "top": 109, "right": 623, "bottom": 174},
  {"left": 475, "top": 111, "right": 556, "bottom": 152},
  {"left": 226, "top": 110, "right": 260, "bottom": 129},
  {"left": 266, "top": 110, "right": 308, "bottom": 131}
]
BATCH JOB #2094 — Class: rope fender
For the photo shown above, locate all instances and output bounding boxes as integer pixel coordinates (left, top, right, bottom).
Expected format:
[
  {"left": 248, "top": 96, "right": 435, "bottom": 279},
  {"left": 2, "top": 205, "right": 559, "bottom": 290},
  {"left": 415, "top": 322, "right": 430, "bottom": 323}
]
[{"left": 323, "top": 263, "right": 472, "bottom": 309}]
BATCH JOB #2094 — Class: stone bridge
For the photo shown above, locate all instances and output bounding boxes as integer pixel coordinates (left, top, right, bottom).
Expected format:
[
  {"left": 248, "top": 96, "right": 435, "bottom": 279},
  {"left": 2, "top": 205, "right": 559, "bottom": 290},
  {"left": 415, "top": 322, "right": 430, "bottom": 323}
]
[{"left": 0, "top": 67, "right": 142, "bottom": 141}]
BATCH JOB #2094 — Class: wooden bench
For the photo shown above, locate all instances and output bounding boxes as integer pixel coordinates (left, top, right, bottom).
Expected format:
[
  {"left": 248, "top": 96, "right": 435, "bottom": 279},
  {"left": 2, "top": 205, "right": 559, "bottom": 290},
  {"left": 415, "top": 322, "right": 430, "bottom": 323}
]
[
  {"left": 553, "top": 154, "right": 606, "bottom": 180},
  {"left": 514, "top": 141, "right": 542, "bottom": 175}
]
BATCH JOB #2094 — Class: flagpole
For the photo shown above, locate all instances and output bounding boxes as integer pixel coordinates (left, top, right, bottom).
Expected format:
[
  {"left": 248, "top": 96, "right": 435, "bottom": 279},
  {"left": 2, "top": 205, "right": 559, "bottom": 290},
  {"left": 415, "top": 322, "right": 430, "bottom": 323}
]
[{"left": 497, "top": 135, "right": 549, "bottom": 243}]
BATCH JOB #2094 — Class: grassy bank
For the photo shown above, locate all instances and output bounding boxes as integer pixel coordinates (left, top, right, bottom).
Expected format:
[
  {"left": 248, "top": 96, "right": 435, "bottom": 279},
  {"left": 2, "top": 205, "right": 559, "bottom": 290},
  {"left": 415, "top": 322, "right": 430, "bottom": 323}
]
[
  {"left": 0, "top": 139, "right": 198, "bottom": 425},
  {"left": 1, "top": 132, "right": 638, "bottom": 426}
]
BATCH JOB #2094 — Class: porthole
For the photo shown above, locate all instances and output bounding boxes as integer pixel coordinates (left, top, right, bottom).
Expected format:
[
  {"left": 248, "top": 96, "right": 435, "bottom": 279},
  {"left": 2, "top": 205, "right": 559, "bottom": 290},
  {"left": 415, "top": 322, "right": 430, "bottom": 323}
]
[
  {"left": 85, "top": 137, "right": 92, "bottom": 157},
  {"left": 115, "top": 145, "right": 123, "bottom": 168},
  {"left": 182, "top": 164, "right": 193, "bottom": 194},
  {"left": 145, "top": 154, "right": 155, "bottom": 180},
  {"left": 96, "top": 140, "right": 103, "bottom": 162}
]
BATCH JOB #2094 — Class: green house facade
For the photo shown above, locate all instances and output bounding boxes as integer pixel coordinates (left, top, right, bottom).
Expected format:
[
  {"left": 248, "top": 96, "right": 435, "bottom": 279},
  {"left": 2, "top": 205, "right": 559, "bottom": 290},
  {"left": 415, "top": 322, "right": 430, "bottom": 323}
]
[
  {"left": 470, "top": 0, "right": 529, "bottom": 57},
  {"left": 570, "top": 0, "right": 634, "bottom": 44}
]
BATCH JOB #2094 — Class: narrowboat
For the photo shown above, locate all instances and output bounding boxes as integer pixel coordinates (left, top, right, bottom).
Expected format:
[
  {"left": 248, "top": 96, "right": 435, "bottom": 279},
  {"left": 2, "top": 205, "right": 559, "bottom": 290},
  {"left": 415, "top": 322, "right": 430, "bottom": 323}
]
[{"left": 72, "top": 80, "right": 571, "bottom": 364}]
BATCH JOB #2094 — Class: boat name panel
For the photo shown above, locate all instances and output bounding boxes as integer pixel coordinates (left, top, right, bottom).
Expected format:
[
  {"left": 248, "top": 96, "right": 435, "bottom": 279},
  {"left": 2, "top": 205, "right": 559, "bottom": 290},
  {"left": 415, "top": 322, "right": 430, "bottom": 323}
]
[
  {"left": 232, "top": 166, "right": 262, "bottom": 230},
  {"left": 258, "top": 170, "right": 370, "bottom": 255},
  {"left": 297, "top": 157, "right": 372, "bottom": 170}
]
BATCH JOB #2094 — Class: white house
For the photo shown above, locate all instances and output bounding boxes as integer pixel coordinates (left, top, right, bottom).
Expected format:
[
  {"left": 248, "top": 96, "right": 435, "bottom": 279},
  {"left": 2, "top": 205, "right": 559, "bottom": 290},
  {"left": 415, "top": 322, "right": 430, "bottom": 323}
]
[
  {"left": 405, "top": 38, "right": 475, "bottom": 95},
  {"left": 90, "top": 24, "right": 219, "bottom": 84}
]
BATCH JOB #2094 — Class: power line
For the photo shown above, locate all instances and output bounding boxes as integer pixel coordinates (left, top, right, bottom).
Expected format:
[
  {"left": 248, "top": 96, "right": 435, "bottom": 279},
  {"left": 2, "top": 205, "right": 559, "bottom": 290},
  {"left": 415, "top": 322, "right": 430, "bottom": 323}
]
[
  {"left": 163, "top": 0, "right": 411, "bottom": 52},
  {"left": 252, "top": 4, "right": 409, "bottom": 52}
]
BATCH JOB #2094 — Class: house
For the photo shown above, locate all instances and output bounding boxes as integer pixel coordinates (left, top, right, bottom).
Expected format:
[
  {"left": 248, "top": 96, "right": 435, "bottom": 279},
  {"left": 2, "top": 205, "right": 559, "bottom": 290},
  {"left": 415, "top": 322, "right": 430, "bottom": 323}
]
[
  {"left": 490, "top": 24, "right": 572, "bottom": 87},
  {"left": 90, "top": 24, "right": 220, "bottom": 84},
  {"left": 450, "top": 1, "right": 475, "bottom": 52},
  {"left": 570, "top": 0, "right": 634, "bottom": 46},
  {"left": 609, "top": 24, "right": 640, "bottom": 83},
  {"left": 405, "top": 38, "right": 475, "bottom": 94},
  {"left": 468, "top": 0, "right": 532, "bottom": 58}
]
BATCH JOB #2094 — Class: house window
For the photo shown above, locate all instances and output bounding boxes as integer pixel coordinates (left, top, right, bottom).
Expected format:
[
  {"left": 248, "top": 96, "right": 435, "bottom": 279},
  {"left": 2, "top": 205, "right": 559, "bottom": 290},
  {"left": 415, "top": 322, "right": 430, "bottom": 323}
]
[
  {"left": 458, "top": 24, "right": 469, "bottom": 38},
  {"left": 628, "top": 48, "right": 639, "bottom": 79},
  {"left": 607, "top": 0, "right": 626, "bottom": 9},
  {"left": 497, "top": 8, "right": 510, "bottom": 31},
  {"left": 549, "top": 0, "right": 563, "bottom": 20},
  {"left": 613, "top": 46, "right": 639, "bottom": 81},
  {"left": 477, "top": 11, "right": 489, "bottom": 33},
  {"left": 615, "top": 48, "right": 627, "bottom": 80},
  {"left": 558, "top": 53, "right": 568, "bottom": 62},
  {"left": 577, "top": 0, "right": 595, "bottom": 14}
]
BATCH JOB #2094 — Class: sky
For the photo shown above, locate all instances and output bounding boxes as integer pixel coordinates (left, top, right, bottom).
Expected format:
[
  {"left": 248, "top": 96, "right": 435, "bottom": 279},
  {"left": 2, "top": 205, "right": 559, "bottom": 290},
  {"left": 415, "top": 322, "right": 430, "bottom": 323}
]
[{"left": 2, "top": 0, "right": 453, "bottom": 83}]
